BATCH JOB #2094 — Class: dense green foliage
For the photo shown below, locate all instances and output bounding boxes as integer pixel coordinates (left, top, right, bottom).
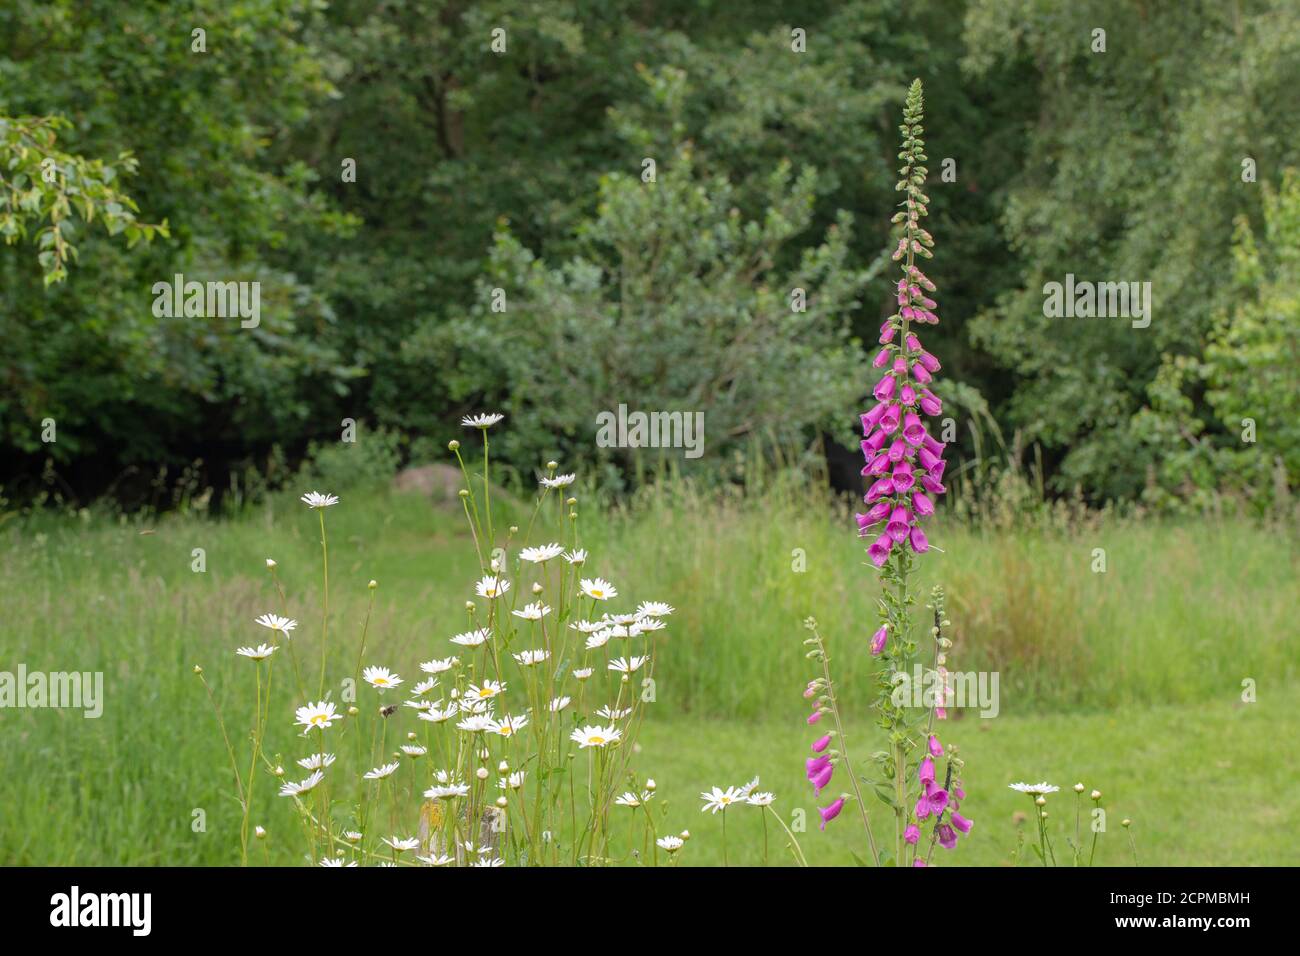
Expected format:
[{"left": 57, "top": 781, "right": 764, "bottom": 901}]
[{"left": 2, "top": 0, "right": 1296, "bottom": 507}]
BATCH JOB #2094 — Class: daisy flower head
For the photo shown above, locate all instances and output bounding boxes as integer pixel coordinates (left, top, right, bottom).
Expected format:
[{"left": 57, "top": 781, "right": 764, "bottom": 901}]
[
  {"left": 464, "top": 680, "right": 505, "bottom": 703},
  {"left": 539, "top": 473, "right": 575, "bottom": 489},
  {"left": 512, "top": 602, "right": 551, "bottom": 621},
  {"left": 411, "top": 676, "right": 439, "bottom": 697},
  {"left": 320, "top": 858, "right": 357, "bottom": 867},
  {"left": 657, "top": 835, "right": 684, "bottom": 853},
  {"left": 596, "top": 705, "right": 632, "bottom": 721},
  {"left": 450, "top": 628, "right": 490, "bottom": 647},
  {"left": 279, "top": 770, "right": 324, "bottom": 797},
  {"left": 471, "top": 857, "right": 504, "bottom": 867},
  {"left": 585, "top": 631, "right": 612, "bottom": 651},
  {"left": 1010, "top": 782, "right": 1060, "bottom": 795},
  {"left": 296, "top": 753, "right": 336, "bottom": 770},
  {"left": 456, "top": 714, "right": 495, "bottom": 734},
  {"left": 300, "top": 491, "right": 339, "bottom": 509},
  {"left": 748, "top": 792, "right": 776, "bottom": 807},
  {"left": 608, "top": 655, "right": 648, "bottom": 675},
  {"left": 519, "top": 543, "right": 564, "bottom": 564},
  {"left": 499, "top": 771, "right": 527, "bottom": 791},
  {"left": 701, "top": 786, "right": 745, "bottom": 814},
  {"left": 235, "top": 643, "right": 277, "bottom": 661},
  {"left": 570, "top": 620, "right": 605, "bottom": 634},
  {"left": 570, "top": 724, "right": 622, "bottom": 749},
  {"left": 637, "top": 601, "right": 675, "bottom": 618},
  {"left": 550, "top": 695, "right": 571, "bottom": 712},
  {"left": 512, "top": 648, "right": 550, "bottom": 667},
  {"left": 418, "top": 703, "right": 458, "bottom": 724},
  {"left": 738, "top": 776, "right": 761, "bottom": 798},
  {"left": 417, "top": 852, "right": 454, "bottom": 866},
  {"left": 421, "top": 656, "right": 460, "bottom": 674},
  {"left": 580, "top": 577, "right": 618, "bottom": 601},
  {"left": 489, "top": 714, "right": 529, "bottom": 738},
  {"left": 425, "top": 772, "right": 469, "bottom": 801},
  {"left": 615, "top": 792, "right": 644, "bottom": 808},
  {"left": 364, "top": 761, "right": 400, "bottom": 781},
  {"left": 564, "top": 549, "right": 588, "bottom": 565},
  {"left": 631, "top": 617, "right": 666, "bottom": 634},
  {"left": 362, "top": 665, "right": 402, "bottom": 690},
  {"left": 383, "top": 836, "right": 420, "bottom": 852},
  {"left": 294, "top": 700, "right": 340, "bottom": 732},
  {"left": 475, "top": 576, "right": 510, "bottom": 599},
  {"left": 401, "top": 744, "right": 427, "bottom": 758},
  {"left": 254, "top": 613, "right": 297, "bottom": 637},
  {"left": 461, "top": 413, "right": 504, "bottom": 429},
  {"left": 572, "top": 667, "right": 593, "bottom": 681}
]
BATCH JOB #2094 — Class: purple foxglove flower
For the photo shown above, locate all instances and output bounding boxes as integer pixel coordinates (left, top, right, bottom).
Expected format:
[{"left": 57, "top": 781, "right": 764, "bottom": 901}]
[
  {"left": 873, "top": 374, "right": 897, "bottom": 402},
  {"left": 819, "top": 797, "right": 845, "bottom": 831},
  {"left": 888, "top": 438, "right": 908, "bottom": 463},
  {"left": 866, "top": 500, "right": 891, "bottom": 522},
  {"left": 919, "top": 390, "right": 942, "bottom": 416},
  {"left": 912, "top": 858, "right": 928, "bottom": 867},
  {"left": 937, "top": 823, "right": 958, "bottom": 850},
  {"left": 911, "top": 363, "right": 933, "bottom": 384},
  {"left": 867, "top": 533, "right": 893, "bottom": 567},
  {"left": 921, "top": 433, "right": 944, "bottom": 455},
  {"left": 899, "top": 383, "right": 916, "bottom": 406},
  {"left": 806, "top": 755, "right": 830, "bottom": 779},
  {"left": 880, "top": 405, "right": 901, "bottom": 433},
  {"left": 879, "top": 321, "right": 897, "bottom": 344},
  {"left": 904, "top": 824, "right": 920, "bottom": 845},
  {"left": 954, "top": 784, "right": 966, "bottom": 801},
  {"left": 807, "top": 709, "right": 822, "bottom": 724},
  {"left": 921, "top": 475, "right": 946, "bottom": 495},
  {"left": 873, "top": 347, "right": 891, "bottom": 369},
  {"left": 928, "top": 734, "right": 943, "bottom": 757},
  {"left": 951, "top": 812, "right": 973, "bottom": 834},
  {"left": 926, "top": 787, "right": 948, "bottom": 814},
  {"left": 915, "top": 796, "right": 932, "bottom": 821},
  {"left": 864, "top": 429, "right": 888, "bottom": 453},
  {"left": 886, "top": 507, "right": 911, "bottom": 543},
  {"left": 909, "top": 525, "right": 929, "bottom": 553},
  {"left": 900, "top": 305, "right": 916, "bottom": 321},
  {"left": 870, "top": 624, "right": 888, "bottom": 655},
  {"left": 862, "top": 403, "right": 887, "bottom": 431},
  {"left": 891, "top": 463, "right": 915, "bottom": 493},
  {"left": 919, "top": 755, "right": 935, "bottom": 786},
  {"left": 812, "top": 764, "right": 834, "bottom": 796},
  {"left": 927, "top": 459, "right": 946, "bottom": 482},
  {"left": 892, "top": 356, "right": 908, "bottom": 375},
  {"left": 866, "top": 478, "right": 894, "bottom": 502},
  {"left": 812, "top": 734, "right": 832, "bottom": 753},
  {"left": 918, "top": 446, "right": 941, "bottom": 472},
  {"left": 803, "top": 681, "right": 818, "bottom": 699},
  {"left": 912, "top": 492, "right": 934, "bottom": 517},
  {"left": 906, "top": 333, "right": 921, "bottom": 351},
  {"left": 903, "top": 413, "right": 926, "bottom": 445},
  {"left": 918, "top": 350, "right": 941, "bottom": 373}
]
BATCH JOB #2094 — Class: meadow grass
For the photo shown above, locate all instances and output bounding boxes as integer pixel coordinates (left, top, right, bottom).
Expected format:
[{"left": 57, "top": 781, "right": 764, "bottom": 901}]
[{"left": 0, "top": 482, "right": 1293, "bottom": 864}]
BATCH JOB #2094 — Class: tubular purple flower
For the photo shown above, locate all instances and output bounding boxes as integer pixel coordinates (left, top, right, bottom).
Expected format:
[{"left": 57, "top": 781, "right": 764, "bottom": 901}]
[
  {"left": 899, "top": 383, "right": 916, "bottom": 406},
  {"left": 904, "top": 824, "right": 920, "bottom": 845},
  {"left": 926, "top": 787, "right": 948, "bottom": 814},
  {"left": 872, "top": 347, "right": 891, "bottom": 369},
  {"left": 951, "top": 812, "right": 973, "bottom": 834},
  {"left": 870, "top": 624, "right": 888, "bottom": 656},
  {"left": 812, "top": 764, "right": 834, "bottom": 796},
  {"left": 812, "top": 734, "right": 832, "bottom": 753},
  {"left": 921, "top": 474, "right": 946, "bottom": 495},
  {"left": 879, "top": 321, "right": 897, "bottom": 344},
  {"left": 919, "top": 390, "right": 942, "bottom": 416},
  {"left": 911, "top": 362, "right": 933, "bottom": 384},
  {"left": 919, "top": 755, "right": 935, "bottom": 786},
  {"left": 862, "top": 403, "right": 887, "bottom": 432},
  {"left": 888, "top": 438, "right": 908, "bottom": 463},
  {"left": 890, "top": 463, "right": 915, "bottom": 493},
  {"left": 880, "top": 405, "right": 901, "bottom": 433},
  {"left": 928, "top": 734, "right": 942, "bottom": 757},
  {"left": 819, "top": 797, "right": 846, "bottom": 831},
  {"left": 918, "top": 446, "right": 941, "bottom": 472},
  {"left": 902, "top": 413, "right": 926, "bottom": 445},
  {"left": 866, "top": 478, "right": 894, "bottom": 502},
  {"left": 868, "top": 533, "right": 893, "bottom": 567},
  {"left": 912, "top": 858, "right": 928, "bottom": 867},
  {"left": 873, "top": 374, "right": 897, "bottom": 402},
  {"left": 912, "top": 492, "right": 934, "bottom": 517},
  {"left": 909, "top": 525, "right": 929, "bottom": 553},
  {"left": 918, "top": 350, "right": 941, "bottom": 373},
  {"left": 806, "top": 755, "right": 831, "bottom": 779},
  {"left": 886, "top": 507, "right": 911, "bottom": 542},
  {"left": 937, "top": 823, "right": 958, "bottom": 850}
]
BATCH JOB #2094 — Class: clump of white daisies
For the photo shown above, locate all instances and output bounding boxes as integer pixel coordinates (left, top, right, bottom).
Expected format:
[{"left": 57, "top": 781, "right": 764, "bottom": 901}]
[
  {"left": 1007, "top": 780, "right": 1136, "bottom": 867},
  {"left": 198, "top": 414, "right": 686, "bottom": 866}
]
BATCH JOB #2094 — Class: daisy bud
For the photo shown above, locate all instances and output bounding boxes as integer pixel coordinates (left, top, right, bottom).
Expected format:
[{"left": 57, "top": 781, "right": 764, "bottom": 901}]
[
  {"left": 496, "top": 796, "right": 508, "bottom": 808},
  {"left": 1041, "top": 811, "right": 1049, "bottom": 820},
  {"left": 368, "top": 579, "right": 377, "bottom": 589},
  {"left": 509, "top": 525, "right": 518, "bottom": 534},
  {"left": 532, "top": 582, "right": 543, "bottom": 594},
  {"left": 273, "top": 766, "right": 285, "bottom": 777},
  {"left": 465, "top": 601, "right": 475, "bottom": 611},
  {"left": 679, "top": 830, "right": 691, "bottom": 841},
  {"left": 547, "top": 460, "right": 558, "bottom": 470},
  {"left": 265, "top": 558, "right": 276, "bottom": 569},
  {"left": 458, "top": 489, "right": 469, "bottom": 498},
  {"left": 1122, "top": 819, "right": 1132, "bottom": 828},
  {"left": 192, "top": 665, "right": 203, "bottom": 674},
  {"left": 646, "top": 778, "right": 657, "bottom": 791},
  {"left": 1035, "top": 796, "right": 1047, "bottom": 806},
  {"left": 448, "top": 440, "right": 460, "bottom": 451},
  {"left": 477, "top": 767, "right": 489, "bottom": 780},
  {"left": 347, "top": 706, "right": 359, "bottom": 716},
  {"left": 1090, "top": 790, "right": 1102, "bottom": 801},
  {"left": 1074, "top": 783, "right": 1085, "bottom": 793},
  {"left": 498, "top": 761, "right": 509, "bottom": 774},
  {"left": 566, "top": 497, "right": 577, "bottom": 506},
  {"left": 254, "top": 826, "right": 266, "bottom": 839},
  {"left": 406, "top": 732, "right": 417, "bottom": 741}
]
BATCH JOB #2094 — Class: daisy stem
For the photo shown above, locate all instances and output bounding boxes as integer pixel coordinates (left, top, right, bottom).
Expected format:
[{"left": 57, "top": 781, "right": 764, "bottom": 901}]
[
  {"left": 317, "top": 508, "right": 330, "bottom": 697},
  {"left": 766, "top": 806, "right": 808, "bottom": 867},
  {"left": 240, "top": 663, "right": 262, "bottom": 866},
  {"left": 196, "top": 670, "right": 244, "bottom": 810},
  {"left": 482, "top": 428, "right": 494, "bottom": 549},
  {"left": 722, "top": 809, "right": 728, "bottom": 867}
]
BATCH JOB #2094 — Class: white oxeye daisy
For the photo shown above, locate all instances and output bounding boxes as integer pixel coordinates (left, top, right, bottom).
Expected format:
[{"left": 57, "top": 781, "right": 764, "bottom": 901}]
[
  {"left": 418, "top": 703, "right": 457, "bottom": 724},
  {"left": 235, "top": 644, "right": 277, "bottom": 661},
  {"left": 404, "top": 699, "right": 433, "bottom": 712},
  {"left": 498, "top": 771, "right": 526, "bottom": 790},
  {"left": 461, "top": 413, "right": 504, "bottom": 429},
  {"left": 615, "top": 792, "right": 644, "bottom": 808},
  {"left": 512, "top": 648, "right": 550, "bottom": 667},
  {"left": 570, "top": 619, "right": 605, "bottom": 633},
  {"left": 585, "top": 631, "right": 612, "bottom": 650},
  {"left": 416, "top": 852, "right": 454, "bottom": 865},
  {"left": 297, "top": 753, "right": 336, "bottom": 770},
  {"left": 737, "top": 776, "right": 760, "bottom": 798},
  {"left": 279, "top": 770, "right": 324, "bottom": 797},
  {"left": 456, "top": 714, "right": 495, "bottom": 734},
  {"left": 294, "top": 700, "right": 340, "bottom": 732},
  {"left": 512, "top": 602, "right": 552, "bottom": 621},
  {"left": 539, "top": 473, "right": 576, "bottom": 488},
  {"left": 475, "top": 576, "right": 510, "bottom": 599},
  {"left": 411, "top": 676, "right": 439, "bottom": 697},
  {"left": 519, "top": 543, "right": 564, "bottom": 563},
  {"left": 748, "top": 792, "right": 776, "bottom": 807},
  {"left": 1009, "top": 782, "right": 1060, "bottom": 795},
  {"left": 471, "top": 857, "right": 504, "bottom": 867},
  {"left": 564, "top": 548, "right": 588, "bottom": 565},
  {"left": 424, "top": 774, "right": 469, "bottom": 800},
  {"left": 344, "top": 831, "right": 363, "bottom": 842},
  {"left": 362, "top": 665, "right": 402, "bottom": 690},
  {"left": 450, "top": 628, "right": 490, "bottom": 647},
  {"left": 580, "top": 577, "right": 618, "bottom": 601},
  {"left": 570, "top": 725, "right": 621, "bottom": 749},
  {"left": 596, "top": 705, "right": 631, "bottom": 720},
  {"left": 300, "top": 491, "right": 340, "bottom": 509},
  {"left": 254, "top": 613, "right": 298, "bottom": 637},
  {"left": 637, "top": 601, "right": 675, "bottom": 618},
  {"left": 700, "top": 786, "right": 745, "bottom": 814},
  {"left": 364, "top": 761, "right": 400, "bottom": 780},
  {"left": 550, "top": 695, "right": 571, "bottom": 712},
  {"left": 489, "top": 714, "right": 529, "bottom": 738},
  {"left": 609, "top": 656, "right": 649, "bottom": 674},
  {"left": 464, "top": 680, "right": 505, "bottom": 702},
  {"left": 383, "top": 836, "right": 420, "bottom": 852},
  {"left": 320, "top": 858, "right": 356, "bottom": 867},
  {"left": 572, "top": 668, "right": 593, "bottom": 681},
  {"left": 657, "top": 835, "right": 684, "bottom": 853},
  {"left": 421, "top": 656, "right": 460, "bottom": 673},
  {"left": 609, "top": 613, "right": 640, "bottom": 626}
]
